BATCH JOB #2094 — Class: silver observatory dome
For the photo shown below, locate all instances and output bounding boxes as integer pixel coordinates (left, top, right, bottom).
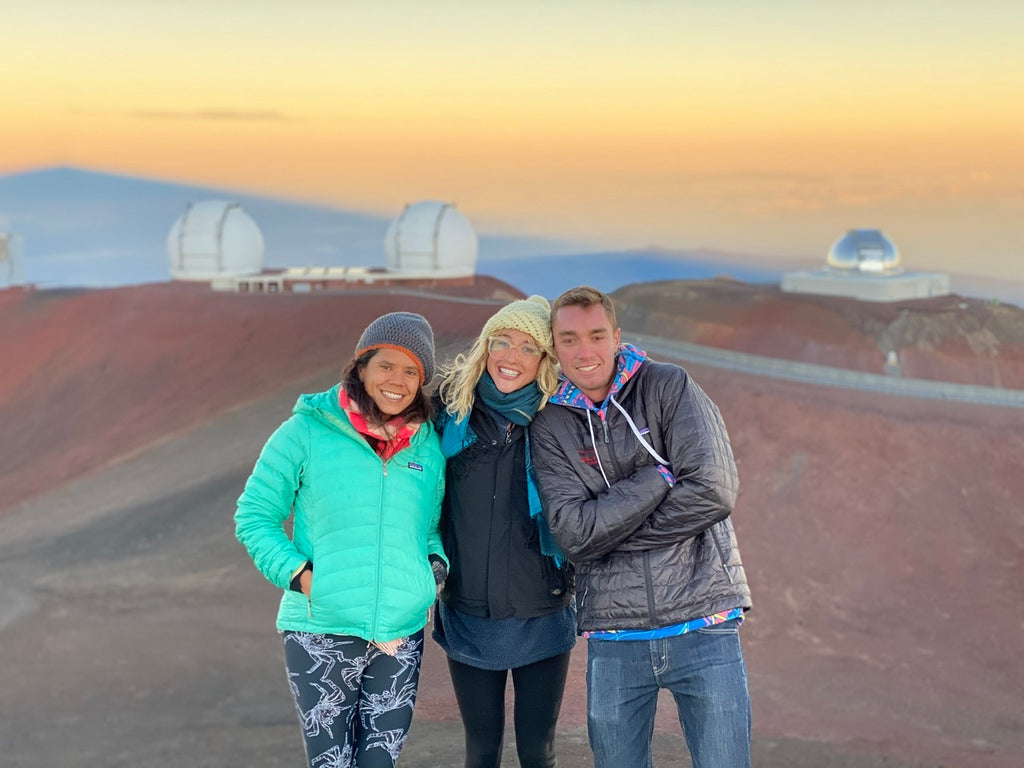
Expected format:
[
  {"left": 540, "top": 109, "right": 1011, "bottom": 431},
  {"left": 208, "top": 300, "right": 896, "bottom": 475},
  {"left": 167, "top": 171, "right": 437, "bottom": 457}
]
[{"left": 826, "top": 229, "right": 901, "bottom": 274}]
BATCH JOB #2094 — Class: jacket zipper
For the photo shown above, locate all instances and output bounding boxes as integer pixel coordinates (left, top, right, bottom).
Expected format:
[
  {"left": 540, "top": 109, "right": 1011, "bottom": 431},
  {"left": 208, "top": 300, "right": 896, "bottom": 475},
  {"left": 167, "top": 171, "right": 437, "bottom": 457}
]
[
  {"left": 371, "top": 458, "right": 387, "bottom": 635},
  {"left": 495, "top": 422, "right": 513, "bottom": 616},
  {"left": 643, "top": 550, "right": 657, "bottom": 624},
  {"left": 312, "top": 401, "right": 412, "bottom": 626}
]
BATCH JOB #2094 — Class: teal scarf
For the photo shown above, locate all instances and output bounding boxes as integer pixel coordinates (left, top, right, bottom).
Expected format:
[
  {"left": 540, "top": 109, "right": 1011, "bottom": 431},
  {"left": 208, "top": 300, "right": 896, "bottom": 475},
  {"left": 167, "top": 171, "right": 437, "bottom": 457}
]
[{"left": 476, "top": 371, "right": 544, "bottom": 426}]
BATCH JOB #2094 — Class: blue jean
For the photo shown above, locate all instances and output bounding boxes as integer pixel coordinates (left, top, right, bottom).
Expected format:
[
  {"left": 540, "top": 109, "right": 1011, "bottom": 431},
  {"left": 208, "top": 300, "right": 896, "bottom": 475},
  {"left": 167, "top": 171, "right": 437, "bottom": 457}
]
[{"left": 586, "top": 619, "right": 750, "bottom": 768}]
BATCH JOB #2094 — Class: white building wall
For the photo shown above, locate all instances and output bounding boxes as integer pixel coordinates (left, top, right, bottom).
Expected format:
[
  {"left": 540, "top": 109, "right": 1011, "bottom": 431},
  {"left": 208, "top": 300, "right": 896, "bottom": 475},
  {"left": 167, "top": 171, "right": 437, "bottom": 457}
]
[{"left": 781, "top": 271, "right": 950, "bottom": 302}]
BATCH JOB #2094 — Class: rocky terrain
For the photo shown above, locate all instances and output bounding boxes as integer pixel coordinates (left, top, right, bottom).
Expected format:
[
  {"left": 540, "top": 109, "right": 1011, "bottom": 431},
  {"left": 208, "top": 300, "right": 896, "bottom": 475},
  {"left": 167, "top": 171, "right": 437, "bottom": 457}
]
[{"left": 616, "top": 278, "right": 1024, "bottom": 388}]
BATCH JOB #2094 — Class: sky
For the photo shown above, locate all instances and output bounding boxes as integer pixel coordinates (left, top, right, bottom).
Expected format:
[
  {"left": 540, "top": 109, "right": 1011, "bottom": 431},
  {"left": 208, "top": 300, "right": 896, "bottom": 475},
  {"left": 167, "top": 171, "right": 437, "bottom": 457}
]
[{"left": 3, "top": 0, "right": 1023, "bottom": 280}]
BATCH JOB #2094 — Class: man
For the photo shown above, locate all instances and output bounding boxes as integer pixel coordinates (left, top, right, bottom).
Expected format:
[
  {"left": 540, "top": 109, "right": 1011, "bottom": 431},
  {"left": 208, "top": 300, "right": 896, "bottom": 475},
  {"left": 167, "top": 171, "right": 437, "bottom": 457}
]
[{"left": 530, "top": 286, "right": 752, "bottom": 768}]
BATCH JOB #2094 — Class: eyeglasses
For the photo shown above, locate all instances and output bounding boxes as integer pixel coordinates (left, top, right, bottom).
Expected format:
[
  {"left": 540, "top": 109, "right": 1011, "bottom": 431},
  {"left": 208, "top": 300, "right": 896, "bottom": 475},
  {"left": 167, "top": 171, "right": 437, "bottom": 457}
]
[{"left": 487, "top": 336, "right": 543, "bottom": 359}]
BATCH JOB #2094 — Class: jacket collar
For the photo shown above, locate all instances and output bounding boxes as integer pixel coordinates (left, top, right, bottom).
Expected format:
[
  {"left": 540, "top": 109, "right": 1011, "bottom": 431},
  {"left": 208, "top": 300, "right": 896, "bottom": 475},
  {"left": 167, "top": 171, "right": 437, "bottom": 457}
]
[{"left": 294, "top": 384, "right": 428, "bottom": 448}]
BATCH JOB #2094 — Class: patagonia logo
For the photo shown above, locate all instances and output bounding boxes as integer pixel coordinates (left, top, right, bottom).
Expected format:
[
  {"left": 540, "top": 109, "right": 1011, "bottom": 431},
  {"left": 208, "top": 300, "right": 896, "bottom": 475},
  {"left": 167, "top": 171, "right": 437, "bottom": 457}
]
[
  {"left": 578, "top": 448, "right": 599, "bottom": 467},
  {"left": 407, "top": 462, "right": 424, "bottom": 471}
]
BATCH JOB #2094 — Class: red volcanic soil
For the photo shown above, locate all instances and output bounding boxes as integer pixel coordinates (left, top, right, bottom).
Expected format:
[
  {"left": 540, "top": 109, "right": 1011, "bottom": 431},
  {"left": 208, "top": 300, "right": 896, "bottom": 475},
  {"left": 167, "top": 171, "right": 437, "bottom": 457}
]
[
  {"left": 2, "top": 278, "right": 1024, "bottom": 766},
  {"left": 696, "top": 370, "right": 1024, "bottom": 768},
  {"left": 616, "top": 279, "right": 1024, "bottom": 388},
  {"left": 0, "top": 279, "right": 520, "bottom": 512}
]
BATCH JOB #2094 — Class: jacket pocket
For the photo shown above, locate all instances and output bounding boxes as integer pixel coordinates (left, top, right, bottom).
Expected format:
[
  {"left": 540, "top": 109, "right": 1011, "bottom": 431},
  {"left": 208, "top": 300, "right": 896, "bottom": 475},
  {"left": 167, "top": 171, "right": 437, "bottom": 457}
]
[
  {"left": 540, "top": 555, "right": 571, "bottom": 597},
  {"left": 709, "top": 523, "right": 736, "bottom": 584}
]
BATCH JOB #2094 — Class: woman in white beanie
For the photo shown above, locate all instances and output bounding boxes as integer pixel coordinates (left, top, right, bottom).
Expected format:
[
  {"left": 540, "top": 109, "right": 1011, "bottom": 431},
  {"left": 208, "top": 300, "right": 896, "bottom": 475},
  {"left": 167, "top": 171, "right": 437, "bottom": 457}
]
[
  {"left": 236, "top": 312, "right": 447, "bottom": 768},
  {"left": 434, "top": 296, "right": 575, "bottom": 768}
]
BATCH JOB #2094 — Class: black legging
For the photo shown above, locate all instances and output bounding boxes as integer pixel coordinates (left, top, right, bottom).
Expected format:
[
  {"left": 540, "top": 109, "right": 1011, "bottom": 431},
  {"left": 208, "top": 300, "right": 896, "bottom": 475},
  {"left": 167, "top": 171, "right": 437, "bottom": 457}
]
[
  {"left": 447, "top": 651, "right": 572, "bottom": 768},
  {"left": 283, "top": 630, "right": 424, "bottom": 768}
]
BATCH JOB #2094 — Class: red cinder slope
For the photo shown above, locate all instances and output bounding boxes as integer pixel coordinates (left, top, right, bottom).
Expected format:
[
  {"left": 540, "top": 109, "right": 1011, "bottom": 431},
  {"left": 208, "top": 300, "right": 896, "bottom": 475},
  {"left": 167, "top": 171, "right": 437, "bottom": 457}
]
[
  {"left": 0, "top": 280, "right": 519, "bottom": 511},
  {"left": 615, "top": 279, "right": 1024, "bottom": 388},
  {"left": 1, "top": 279, "right": 1023, "bottom": 766},
  {"left": 689, "top": 367, "right": 1024, "bottom": 768}
]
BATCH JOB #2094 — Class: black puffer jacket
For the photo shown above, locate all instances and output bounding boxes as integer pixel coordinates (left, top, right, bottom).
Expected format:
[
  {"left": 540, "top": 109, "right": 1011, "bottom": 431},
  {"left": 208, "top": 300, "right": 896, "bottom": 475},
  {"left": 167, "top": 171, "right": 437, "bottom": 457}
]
[
  {"left": 530, "top": 349, "right": 750, "bottom": 631},
  {"left": 438, "top": 400, "right": 573, "bottom": 620}
]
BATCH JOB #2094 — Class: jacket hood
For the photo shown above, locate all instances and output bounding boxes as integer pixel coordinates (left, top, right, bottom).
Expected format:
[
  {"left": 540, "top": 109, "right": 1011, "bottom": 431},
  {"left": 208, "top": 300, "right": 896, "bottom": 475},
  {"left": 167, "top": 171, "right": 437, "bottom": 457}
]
[
  {"left": 550, "top": 343, "right": 647, "bottom": 415},
  {"left": 293, "top": 384, "right": 346, "bottom": 422},
  {"left": 293, "top": 385, "right": 364, "bottom": 440}
]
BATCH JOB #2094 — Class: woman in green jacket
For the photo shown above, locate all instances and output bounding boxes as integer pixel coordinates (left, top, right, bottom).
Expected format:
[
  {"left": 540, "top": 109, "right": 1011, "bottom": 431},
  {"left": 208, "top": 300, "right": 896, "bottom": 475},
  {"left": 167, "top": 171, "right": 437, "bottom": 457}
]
[{"left": 236, "top": 312, "right": 447, "bottom": 768}]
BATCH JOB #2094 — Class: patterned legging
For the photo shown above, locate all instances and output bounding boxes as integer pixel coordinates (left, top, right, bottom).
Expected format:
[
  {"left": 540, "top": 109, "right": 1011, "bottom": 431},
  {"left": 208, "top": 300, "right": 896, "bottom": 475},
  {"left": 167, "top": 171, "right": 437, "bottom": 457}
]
[{"left": 282, "top": 629, "right": 424, "bottom": 768}]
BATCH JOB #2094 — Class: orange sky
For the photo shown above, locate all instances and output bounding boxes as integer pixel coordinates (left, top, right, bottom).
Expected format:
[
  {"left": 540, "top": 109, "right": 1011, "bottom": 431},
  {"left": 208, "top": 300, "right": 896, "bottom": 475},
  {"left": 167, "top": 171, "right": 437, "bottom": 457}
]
[{"left": 3, "top": 1, "right": 1023, "bottom": 279}]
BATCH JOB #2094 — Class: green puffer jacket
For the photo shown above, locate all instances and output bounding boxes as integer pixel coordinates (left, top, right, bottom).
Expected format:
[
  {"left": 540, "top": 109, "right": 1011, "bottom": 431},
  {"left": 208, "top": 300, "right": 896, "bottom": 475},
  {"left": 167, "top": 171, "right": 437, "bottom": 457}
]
[{"left": 235, "top": 385, "right": 447, "bottom": 642}]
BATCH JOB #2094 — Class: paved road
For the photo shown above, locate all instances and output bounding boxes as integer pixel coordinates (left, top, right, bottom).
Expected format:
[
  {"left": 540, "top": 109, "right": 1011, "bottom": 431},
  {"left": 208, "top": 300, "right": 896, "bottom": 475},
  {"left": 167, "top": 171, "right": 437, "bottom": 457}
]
[
  {"left": 385, "top": 287, "right": 1024, "bottom": 410},
  {"left": 629, "top": 332, "right": 1024, "bottom": 410},
  {"left": 240, "top": 285, "right": 1024, "bottom": 409}
]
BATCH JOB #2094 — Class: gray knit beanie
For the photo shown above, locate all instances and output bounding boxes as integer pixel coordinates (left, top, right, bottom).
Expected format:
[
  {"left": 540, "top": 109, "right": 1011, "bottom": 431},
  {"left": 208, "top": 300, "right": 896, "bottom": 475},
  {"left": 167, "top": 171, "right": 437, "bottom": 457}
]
[{"left": 355, "top": 312, "right": 435, "bottom": 384}]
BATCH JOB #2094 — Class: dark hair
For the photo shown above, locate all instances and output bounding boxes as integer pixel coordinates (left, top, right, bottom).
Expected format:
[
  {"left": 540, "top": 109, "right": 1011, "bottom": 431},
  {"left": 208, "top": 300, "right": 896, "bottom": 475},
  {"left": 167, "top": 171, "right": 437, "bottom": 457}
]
[
  {"left": 551, "top": 285, "right": 617, "bottom": 328},
  {"left": 342, "top": 350, "right": 434, "bottom": 427}
]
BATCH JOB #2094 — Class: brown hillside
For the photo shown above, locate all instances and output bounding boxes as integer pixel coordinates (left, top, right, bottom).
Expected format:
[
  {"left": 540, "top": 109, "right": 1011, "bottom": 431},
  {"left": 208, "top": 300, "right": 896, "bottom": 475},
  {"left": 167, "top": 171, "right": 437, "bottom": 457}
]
[
  {"left": 695, "top": 371, "right": 1024, "bottom": 768},
  {"left": 0, "top": 279, "right": 520, "bottom": 511},
  {"left": 1, "top": 279, "right": 1023, "bottom": 766},
  {"left": 615, "top": 279, "right": 1024, "bottom": 388}
]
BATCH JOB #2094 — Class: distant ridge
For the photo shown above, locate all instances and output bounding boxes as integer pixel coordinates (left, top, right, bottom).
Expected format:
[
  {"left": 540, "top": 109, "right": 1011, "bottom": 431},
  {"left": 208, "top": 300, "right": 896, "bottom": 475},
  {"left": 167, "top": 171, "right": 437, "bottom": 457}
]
[
  {"left": 4, "top": 166, "right": 1021, "bottom": 305},
  {"left": 1, "top": 167, "right": 788, "bottom": 297},
  {"left": 615, "top": 278, "right": 1024, "bottom": 390},
  {"left": 482, "top": 247, "right": 786, "bottom": 298},
  {"left": 0, "top": 167, "right": 390, "bottom": 287},
  {"left": 0, "top": 167, "right": 583, "bottom": 289}
]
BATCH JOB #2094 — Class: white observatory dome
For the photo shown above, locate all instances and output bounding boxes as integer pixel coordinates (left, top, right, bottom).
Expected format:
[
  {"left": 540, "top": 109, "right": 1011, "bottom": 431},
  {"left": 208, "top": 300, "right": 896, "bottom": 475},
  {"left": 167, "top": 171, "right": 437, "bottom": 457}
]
[
  {"left": 167, "top": 200, "right": 264, "bottom": 281},
  {"left": 826, "top": 229, "right": 901, "bottom": 274},
  {"left": 384, "top": 201, "right": 477, "bottom": 277}
]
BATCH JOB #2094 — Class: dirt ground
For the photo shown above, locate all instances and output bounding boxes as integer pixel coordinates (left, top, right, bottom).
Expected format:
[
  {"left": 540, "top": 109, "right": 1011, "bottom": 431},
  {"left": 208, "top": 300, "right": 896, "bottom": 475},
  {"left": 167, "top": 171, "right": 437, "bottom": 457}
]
[
  {"left": 2, "top": 282, "right": 1023, "bottom": 766},
  {"left": 1, "top": 370, "right": 938, "bottom": 768}
]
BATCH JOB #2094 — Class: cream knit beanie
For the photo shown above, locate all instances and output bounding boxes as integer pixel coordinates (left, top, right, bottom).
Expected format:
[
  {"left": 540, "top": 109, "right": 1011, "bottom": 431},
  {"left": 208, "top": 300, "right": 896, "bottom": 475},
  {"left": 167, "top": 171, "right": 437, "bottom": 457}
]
[{"left": 480, "top": 295, "right": 552, "bottom": 349}]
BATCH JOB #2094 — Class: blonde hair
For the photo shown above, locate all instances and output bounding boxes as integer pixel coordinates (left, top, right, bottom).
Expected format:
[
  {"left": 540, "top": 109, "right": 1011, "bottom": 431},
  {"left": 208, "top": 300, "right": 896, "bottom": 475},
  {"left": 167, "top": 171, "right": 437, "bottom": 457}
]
[{"left": 439, "top": 327, "right": 560, "bottom": 422}]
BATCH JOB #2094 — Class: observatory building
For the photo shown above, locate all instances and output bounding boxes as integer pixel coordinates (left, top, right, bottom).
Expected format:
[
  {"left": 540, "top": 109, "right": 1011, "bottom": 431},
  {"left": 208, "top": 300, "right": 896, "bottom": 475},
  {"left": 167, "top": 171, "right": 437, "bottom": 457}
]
[
  {"left": 0, "top": 232, "right": 24, "bottom": 289},
  {"left": 384, "top": 200, "right": 477, "bottom": 277},
  {"left": 781, "top": 229, "right": 949, "bottom": 302},
  {"left": 167, "top": 201, "right": 264, "bottom": 289},
  {"left": 222, "top": 199, "right": 478, "bottom": 293}
]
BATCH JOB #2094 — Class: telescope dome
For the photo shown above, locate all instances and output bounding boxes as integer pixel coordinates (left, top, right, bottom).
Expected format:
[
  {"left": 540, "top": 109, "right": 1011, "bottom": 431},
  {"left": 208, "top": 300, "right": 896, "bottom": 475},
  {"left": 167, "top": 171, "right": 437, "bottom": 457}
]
[
  {"left": 826, "top": 229, "right": 900, "bottom": 274},
  {"left": 168, "top": 200, "right": 264, "bottom": 281},
  {"left": 384, "top": 201, "right": 477, "bottom": 277}
]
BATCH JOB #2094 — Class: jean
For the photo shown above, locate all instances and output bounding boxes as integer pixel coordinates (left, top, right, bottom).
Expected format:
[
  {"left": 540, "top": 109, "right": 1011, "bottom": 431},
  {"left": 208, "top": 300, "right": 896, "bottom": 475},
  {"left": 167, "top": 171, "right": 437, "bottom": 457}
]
[{"left": 586, "top": 619, "right": 750, "bottom": 768}]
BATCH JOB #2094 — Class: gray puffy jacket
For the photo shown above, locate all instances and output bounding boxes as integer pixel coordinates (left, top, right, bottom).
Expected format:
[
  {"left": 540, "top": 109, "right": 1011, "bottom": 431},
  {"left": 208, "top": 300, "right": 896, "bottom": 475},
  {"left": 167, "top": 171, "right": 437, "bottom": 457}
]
[{"left": 530, "top": 347, "right": 751, "bottom": 631}]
